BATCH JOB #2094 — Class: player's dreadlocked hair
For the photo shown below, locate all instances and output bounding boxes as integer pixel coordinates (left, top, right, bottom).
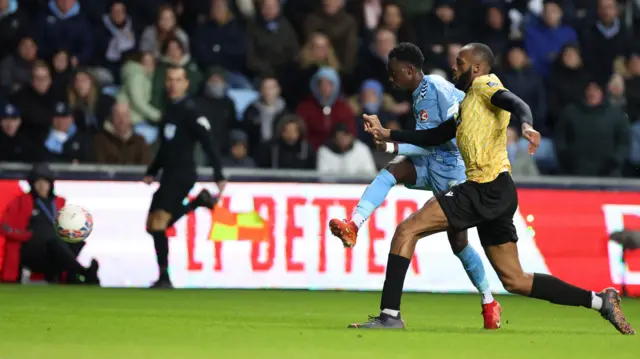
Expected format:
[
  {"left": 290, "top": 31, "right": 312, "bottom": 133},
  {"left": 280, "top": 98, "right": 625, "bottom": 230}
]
[
  {"left": 388, "top": 42, "right": 425, "bottom": 68},
  {"left": 468, "top": 43, "right": 495, "bottom": 69}
]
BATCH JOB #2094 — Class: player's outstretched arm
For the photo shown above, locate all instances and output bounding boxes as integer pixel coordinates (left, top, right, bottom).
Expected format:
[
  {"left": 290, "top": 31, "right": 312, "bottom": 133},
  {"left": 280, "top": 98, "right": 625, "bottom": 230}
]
[
  {"left": 490, "top": 90, "right": 540, "bottom": 154},
  {"left": 387, "top": 119, "right": 457, "bottom": 147},
  {"left": 378, "top": 142, "right": 433, "bottom": 156}
]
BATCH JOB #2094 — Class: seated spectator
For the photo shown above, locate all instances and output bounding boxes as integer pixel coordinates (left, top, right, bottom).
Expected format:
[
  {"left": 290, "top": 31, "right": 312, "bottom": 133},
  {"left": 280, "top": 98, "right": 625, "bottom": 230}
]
[
  {"left": 554, "top": 81, "right": 630, "bottom": 177},
  {"left": 286, "top": 32, "right": 340, "bottom": 107},
  {"left": 139, "top": 4, "right": 189, "bottom": 59},
  {"left": 246, "top": 0, "right": 299, "bottom": 77},
  {"left": 417, "top": 0, "right": 470, "bottom": 63},
  {"left": 117, "top": 51, "right": 161, "bottom": 144},
  {"left": 547, "top": 44, "right": 590, "bottom": 132},
  {"left": 0, "top": 103, "right": 38, "bottom": 163},
  {"left": 379, "top": 2, "right": 414, "bottom": 44},
  {"left": 304, "top": 0, "right": 358, "bottom": 74},
  {"left": 240, "top": 75, "right": 287, "bottom": 157},
  {"left": 296, "top": 67, "right": 355, "bottom": 150},
  {"left": 481, "top": 3, "right": 509, "bottom": 61},
  {"left": 95, "top": 1, "right": 138, "bottom": 78},
  {"left": 151, "top": 36, "right": 202, "bottom": 111},
  {"left": 524, "top": 0, "right": 577, "bottom": 78},
  {"left": 222, "top": 129, "right": 255, "bottom": 168},
  {"left": 607, "top": 73, "right": 626, "bottom": 109},
  {"left": 68, "top": 70, "right": 114, "bottom": 134},
  {"left": 349, "top": 79, "right": 398, "bottom": 149},
  {"left": 50, "top": 49, "right": 73, "bottom": 97},
  {"left": 500, "top": 44, "right": 547, "bottom": 132},
  {"left": 193, "top": 66, "right": 237, "bottom": 157},
  {"left": 257, "top": 114, "right": 316, "bottom": 169},
  {"left": 0, "top": 0, "right": 29, "bottom": 60},
  {"left": 93, "top": 102, "right": 151, "bottom": 165},
  {"left": 625, "top": 51, "right": 640, "bottom": 177},
  {"left": 344, "top": 0, "right": 381, "bottom": 38},
  {"left": 192, "top": 0, "right": 250, "bottom": 88},
  {"left": 44, "top": 101, "right": 91, "bottom": 163},
  {"left": 0, "top": 163, "right": 99, "bottom": 284},
  {"left": 507, "top": 127, "right": 539, "bottom": 177},
  {"left": 36, "top": 0, "right": 93, "bottom": 66},
  {"left": 10, "top": 61, "right": 57, "bottom": 144},
  {"left": 0, "top": 36, "right": 38, "bottom": 93},
  {"left": 317, "top": 122, "right": 377, "bottom": 176}
]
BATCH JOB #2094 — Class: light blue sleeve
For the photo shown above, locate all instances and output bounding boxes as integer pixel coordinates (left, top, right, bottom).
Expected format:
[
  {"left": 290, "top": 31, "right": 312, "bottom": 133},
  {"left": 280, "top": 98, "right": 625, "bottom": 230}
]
[{"left": 397, "top": 143, "right": 432, "bottom": 156}]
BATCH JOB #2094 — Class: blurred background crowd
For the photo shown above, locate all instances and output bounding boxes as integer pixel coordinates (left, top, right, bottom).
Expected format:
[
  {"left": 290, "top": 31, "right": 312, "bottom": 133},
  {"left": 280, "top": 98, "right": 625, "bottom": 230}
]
[{"left": 0, "top": 0, "right": 638, "bottom": 178}]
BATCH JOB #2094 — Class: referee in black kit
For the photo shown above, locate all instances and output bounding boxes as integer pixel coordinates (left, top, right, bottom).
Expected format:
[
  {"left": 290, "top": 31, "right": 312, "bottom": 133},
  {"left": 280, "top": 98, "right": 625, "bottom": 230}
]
[{"left": 143, "top": 65, "right": 226, "bottom": 289}]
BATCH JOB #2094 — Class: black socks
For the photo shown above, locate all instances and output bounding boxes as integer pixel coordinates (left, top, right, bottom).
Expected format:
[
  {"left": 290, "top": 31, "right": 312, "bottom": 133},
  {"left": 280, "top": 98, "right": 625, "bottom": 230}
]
[
  {"left": 150, "top": 231, "right": 170, "bottom": 280},
  {"left": 380, "top": 254, "right": 411, "bottom": 311},
  {"left": 530, "top": 273, "right": 592, "bottom": 308}
]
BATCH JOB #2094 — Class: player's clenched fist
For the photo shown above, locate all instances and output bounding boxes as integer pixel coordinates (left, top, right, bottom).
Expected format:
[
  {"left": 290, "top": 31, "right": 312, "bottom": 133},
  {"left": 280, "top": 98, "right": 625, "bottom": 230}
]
[{"left": 363, "top": 114, "right": 391, "bottom": 141}]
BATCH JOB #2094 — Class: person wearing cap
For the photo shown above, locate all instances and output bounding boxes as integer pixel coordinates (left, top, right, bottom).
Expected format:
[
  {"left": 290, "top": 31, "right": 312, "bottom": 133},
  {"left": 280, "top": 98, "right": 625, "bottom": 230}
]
[
  {"left": 317, "top": 122, "right": 377, "bottom": 176},
  {"left": 0, "top": 103, "right": 38, "bottom": 162},
  {"left": 43, "top": 101, "right": 91, "bottom": 163},
  {"left": 222, "top": 129, "right": 256, "bottom": 168}
]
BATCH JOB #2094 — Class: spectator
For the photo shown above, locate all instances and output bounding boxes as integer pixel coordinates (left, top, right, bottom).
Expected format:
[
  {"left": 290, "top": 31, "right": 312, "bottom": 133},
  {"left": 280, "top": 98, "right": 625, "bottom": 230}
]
[
  {"left": 500, "top": 45, "right": 547, "bottom": 132},
  {"left": 192, "top": 0, "right": 249, "bottom": 88},
  {"left": 418, "top": 0, "right": 470, "bottom": 62},
  {"left": 350, "top": 79, "right": 398, "bottom": 149},
  {"left": 50, "top": 49, "right": 73, "bottom": 97},
  {"left": 240, "top": 75, "right": 287, "bottom": 157},
  {"left": 139, "top": 5, "right": 188, "bottom": 59},
  {"left": 44, "top": 101, "right": 91, "bottom": 163},
  {"left": 68, "top": 70, "right": 114, "bottom": 134},
  {"left": 345, "top": 0, "right": 382, "bottom": 38},
  {"left": 296, "top": 67, "right": 355, "bottom": 150},
  {"left": 193, "top": 66, "right": 237, "bottom": 156},
  {"left": 246, "top": 0, "right": 299, "bottom": 77},
  {"left": 151, "top": 36, "right": 202, "bottom": 111},
  {"left": 547, "top": 44, "right": 590, "bottom": 132},
  {"left": 0, "top": 0, "right": 29, "bottom": 60},
  {"left": 482, "top": 3, "right": 509, "bottom": 61},
  {"left": 0, "top": 103, "right": 37, "bottom": 162},
  {"left": 379, "top": 2, "right": 414, "bottom": 44},
  {"left": 36, "top": 0, "right": 93, "bottom": 66},
  {"left": 607, "top": 73, "right": 626, "bottom": 108},
  {"left": 304, "top": 0, "right": 358, "bottom": 74},
  {"left": 317, "top": 122, "right": 377, "bottom": 176},
  {"left": 125, "top": 0, "right": 169, "bottom": 28},
  {"left": 222, "top": 129, "right": 255, "bottom": 167},
  {"left": 95, "top": 1, "right": 137, "bottom": 78},
  {"left": 0, "top": 36, "right": 37, "bottom": 93},
  {"left": 117, "top": 51, "right": 161, "bottom": 144},
  {"left": 0, "top": 163, "right": 99, "bottom": 284},
  {"left": 258, "top": 114, "right": 316, "bottom": 169},
  {"left": 625, "top": 52, "right": 640, "bottom": 177},
  {"left": 554, "top": 81, "right": 630, "bottom": 177},
  {"left": 286, "top": 32, "right": 341, "bottom": 107},
  {"left": 579, "top": 0, "right": 630, "bottom": 84},
  {"left": 524, "top": 0, "right": 577, "bottom": 78},
  {"left": 507, "top": 127, "right": 539, "bottom": 177},
  {"left": 10, "top": 61, "right": 57, "bottom": 144},
  {"left": 93, "top": 102, "right": 151, "bottom": 165}
]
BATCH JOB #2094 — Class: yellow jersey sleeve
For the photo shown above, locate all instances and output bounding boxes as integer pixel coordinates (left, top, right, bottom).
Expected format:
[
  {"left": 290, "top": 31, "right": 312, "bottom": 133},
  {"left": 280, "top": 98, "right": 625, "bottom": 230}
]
[{"left": 472, "top": 74, "right": 507, "bottom": 105}]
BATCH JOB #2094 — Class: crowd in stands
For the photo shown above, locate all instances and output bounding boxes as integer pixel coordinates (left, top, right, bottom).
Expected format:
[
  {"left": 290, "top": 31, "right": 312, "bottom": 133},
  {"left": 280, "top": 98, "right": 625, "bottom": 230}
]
[{"left": 0, "top": 0, "right": 638, "bottom": 178}]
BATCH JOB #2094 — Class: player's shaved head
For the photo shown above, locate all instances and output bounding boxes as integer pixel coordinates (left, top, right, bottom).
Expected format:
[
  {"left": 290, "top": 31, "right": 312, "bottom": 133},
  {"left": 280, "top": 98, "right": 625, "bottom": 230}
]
[{"left": 462, "top": 43, "right": 495, "bottom": 70}]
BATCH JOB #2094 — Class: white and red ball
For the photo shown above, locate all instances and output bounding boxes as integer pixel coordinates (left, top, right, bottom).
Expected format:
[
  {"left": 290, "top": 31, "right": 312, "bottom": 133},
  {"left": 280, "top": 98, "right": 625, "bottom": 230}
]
[{"left": 54, "top": 204, "right": 94, "bottom": 243}]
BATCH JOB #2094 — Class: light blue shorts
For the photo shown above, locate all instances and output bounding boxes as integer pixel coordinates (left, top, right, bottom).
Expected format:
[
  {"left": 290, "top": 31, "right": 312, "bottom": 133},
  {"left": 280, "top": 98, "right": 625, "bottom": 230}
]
[{"left": 405, "top": 154, "right": 466, "bottom": 193}]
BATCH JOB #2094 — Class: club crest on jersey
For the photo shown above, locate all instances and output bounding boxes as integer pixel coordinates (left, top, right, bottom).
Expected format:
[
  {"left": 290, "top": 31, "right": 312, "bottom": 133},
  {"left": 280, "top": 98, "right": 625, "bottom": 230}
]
[
  {"left": 164, "top": 123, "right": 176, "bottom": 140},
  {"left": 419, "top": 109, "right": 429, "bottom": 122}
]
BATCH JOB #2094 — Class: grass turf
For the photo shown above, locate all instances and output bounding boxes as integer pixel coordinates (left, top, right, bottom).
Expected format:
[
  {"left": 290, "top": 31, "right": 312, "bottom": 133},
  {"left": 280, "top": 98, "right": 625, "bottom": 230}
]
[{"left": 0, "top": 286, "right": 638, "bottom": 359}]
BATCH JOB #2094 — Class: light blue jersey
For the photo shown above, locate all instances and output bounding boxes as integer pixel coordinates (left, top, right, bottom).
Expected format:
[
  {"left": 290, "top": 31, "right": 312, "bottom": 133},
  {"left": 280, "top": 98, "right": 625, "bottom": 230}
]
[{"left": 399, "top": 75, "right": 467, "bottom": 192}]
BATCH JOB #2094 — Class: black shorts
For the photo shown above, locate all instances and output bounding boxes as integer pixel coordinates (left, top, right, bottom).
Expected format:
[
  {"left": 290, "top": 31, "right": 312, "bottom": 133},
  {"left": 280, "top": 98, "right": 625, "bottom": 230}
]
[
  {"left": 435, "top": 172, "right": 518, "bottom": 247},
  {"left": 149, "top": 179, "right": 194, "bottom": 216}
]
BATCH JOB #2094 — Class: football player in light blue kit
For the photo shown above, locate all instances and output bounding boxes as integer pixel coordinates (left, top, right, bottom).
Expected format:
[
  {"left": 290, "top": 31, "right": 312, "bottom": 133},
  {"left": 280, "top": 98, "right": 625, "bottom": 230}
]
[{"left": 329, "top": 43, "right": 501, "bottom": 329}]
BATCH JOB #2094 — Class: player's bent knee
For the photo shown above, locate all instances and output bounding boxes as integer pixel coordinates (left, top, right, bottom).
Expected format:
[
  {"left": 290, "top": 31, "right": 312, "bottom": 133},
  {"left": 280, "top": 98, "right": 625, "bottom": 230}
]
[{"left": 148, "top": 210, "right": 171, "bottom": 232}]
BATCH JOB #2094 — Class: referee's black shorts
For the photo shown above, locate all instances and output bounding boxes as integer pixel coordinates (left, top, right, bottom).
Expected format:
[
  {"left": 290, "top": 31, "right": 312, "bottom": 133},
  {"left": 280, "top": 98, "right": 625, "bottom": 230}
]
[
  {"left": 435, "top": 172, "right": 518, "bottom": 247},
  {"left": 149, "top": 179, "right": 194, "bottom": 217}
]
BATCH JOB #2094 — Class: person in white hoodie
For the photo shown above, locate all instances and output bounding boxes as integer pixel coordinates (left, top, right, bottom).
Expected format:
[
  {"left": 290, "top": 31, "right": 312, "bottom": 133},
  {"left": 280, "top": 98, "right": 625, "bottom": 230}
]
[{"left": 317, "top": 122, "right": 377, "bottom": 176}]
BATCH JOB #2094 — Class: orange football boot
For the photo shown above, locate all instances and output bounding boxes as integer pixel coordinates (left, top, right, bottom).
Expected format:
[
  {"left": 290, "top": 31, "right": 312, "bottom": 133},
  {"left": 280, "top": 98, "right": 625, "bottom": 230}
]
[
  {"left": 482, "top": 300, "right": 502, "bottom": 330},
  {"left": 329, "top": 219, "right": 358, "bottom": 248}
]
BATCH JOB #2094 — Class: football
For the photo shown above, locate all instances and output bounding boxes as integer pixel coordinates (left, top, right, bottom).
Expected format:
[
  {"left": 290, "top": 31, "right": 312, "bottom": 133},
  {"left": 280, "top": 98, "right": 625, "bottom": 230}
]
[{"left": 54, "top": 204, "right": 94, "bottom": 243}]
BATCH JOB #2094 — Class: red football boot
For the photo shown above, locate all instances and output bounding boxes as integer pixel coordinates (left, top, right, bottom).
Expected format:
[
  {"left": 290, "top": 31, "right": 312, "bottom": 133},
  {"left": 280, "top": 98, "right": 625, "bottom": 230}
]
[
  {"left": 482, "top": 300, "right": 502, "bottom": 330},
  {"left": 328, "top": 219, "right": 358, "bottom": 248}
]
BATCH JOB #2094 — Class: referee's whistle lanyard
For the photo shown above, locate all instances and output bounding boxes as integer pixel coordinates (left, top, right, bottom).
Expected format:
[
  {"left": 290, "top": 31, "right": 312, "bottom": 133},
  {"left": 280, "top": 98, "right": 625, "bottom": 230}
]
[{"left": 35, "top": 198, "right": 57, "bottom": 224}]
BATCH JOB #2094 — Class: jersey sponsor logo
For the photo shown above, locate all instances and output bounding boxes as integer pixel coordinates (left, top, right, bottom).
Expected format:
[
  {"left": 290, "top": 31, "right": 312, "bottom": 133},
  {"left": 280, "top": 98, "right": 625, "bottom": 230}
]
[
  {"left": 164, "top": 123, "right": 177, "bottom": 140},
  {"left": 196, "top": 116, "right": 211, "bottom": 131},
  {"left": 487, "top": 81, "right": 499, "bottom": 87},
  {"left": 419, "top": 109, "right": 429, "bottom": 122}
]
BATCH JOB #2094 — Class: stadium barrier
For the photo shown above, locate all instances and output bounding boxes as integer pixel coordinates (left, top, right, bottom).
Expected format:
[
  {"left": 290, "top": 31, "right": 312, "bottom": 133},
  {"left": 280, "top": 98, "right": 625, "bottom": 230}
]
[{"left": 1, "top": 164, "right": 640, "bottom": 296}]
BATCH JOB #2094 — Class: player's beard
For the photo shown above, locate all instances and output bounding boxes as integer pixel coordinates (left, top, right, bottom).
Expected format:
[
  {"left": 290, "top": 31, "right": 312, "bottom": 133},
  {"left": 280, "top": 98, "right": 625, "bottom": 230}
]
[{"left": 454, "top": 68, "right": 472, "bottom": 91}]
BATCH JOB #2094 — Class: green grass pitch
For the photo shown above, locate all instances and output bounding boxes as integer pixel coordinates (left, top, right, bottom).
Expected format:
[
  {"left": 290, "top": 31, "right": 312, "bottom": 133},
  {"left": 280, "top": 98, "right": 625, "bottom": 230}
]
[{"left": 0, "top": 286, "right": 638, "bottom": 359}]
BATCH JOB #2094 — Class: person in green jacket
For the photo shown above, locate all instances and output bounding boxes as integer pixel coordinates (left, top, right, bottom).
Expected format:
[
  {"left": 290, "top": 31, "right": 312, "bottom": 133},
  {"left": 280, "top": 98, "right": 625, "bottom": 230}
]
[{"left": 151, "top": 35, "right": 203, "bottom": 112}]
